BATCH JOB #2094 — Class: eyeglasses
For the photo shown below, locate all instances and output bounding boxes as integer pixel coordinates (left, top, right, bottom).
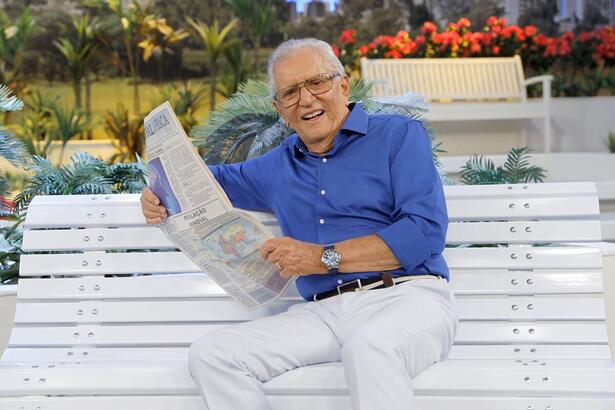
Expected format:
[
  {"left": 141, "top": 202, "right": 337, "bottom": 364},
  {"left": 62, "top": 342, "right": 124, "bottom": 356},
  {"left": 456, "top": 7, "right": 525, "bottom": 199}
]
[{"left": 275, "top": 72, "right": 341, "bottom": 108}]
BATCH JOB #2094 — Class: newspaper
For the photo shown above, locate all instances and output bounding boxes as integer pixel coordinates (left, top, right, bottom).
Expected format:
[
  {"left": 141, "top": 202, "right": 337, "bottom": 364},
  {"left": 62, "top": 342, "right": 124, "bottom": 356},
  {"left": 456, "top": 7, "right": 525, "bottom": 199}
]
[{"left": 144, "top": 101, "right": 294, "bottom": 310}]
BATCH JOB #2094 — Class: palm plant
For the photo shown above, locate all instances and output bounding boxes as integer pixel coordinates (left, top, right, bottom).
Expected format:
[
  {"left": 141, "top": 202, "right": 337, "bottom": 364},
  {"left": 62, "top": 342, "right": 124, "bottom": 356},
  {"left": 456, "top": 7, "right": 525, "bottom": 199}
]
[
  {"left": 0, "top": 7, "right": 37, "bottom": 100},
  {"left": 0, "top": 85, "right": 26, "bottom": 216},
  {"left": 138, "top": 18, "right": 189, "bottom": 84},
  {"left": 187, "top": 17, "right": 238, "bottom": 110},
  {"left": 106, "top": 0, "right": 155, "bottom": 115},
  {"left": 54, "top": 15, "right": 100, "bottom": 112},
  {"left": 14, "top": 151, "right": 147, "bottom": 212},
  {"left": 459, "top": 147, "right": 547, "bottom": 185},
  {"left": 225, "top": 0, "right": 276, "bottom": 72},
  {"left": 49, "top": 104, "right": 90, "bottom": 166},
  {"left": 217, "top": 41, "right": 250, "bottom": 99},
  {"left": 104, "top": 102, "right": 145, "bottom": 162}
]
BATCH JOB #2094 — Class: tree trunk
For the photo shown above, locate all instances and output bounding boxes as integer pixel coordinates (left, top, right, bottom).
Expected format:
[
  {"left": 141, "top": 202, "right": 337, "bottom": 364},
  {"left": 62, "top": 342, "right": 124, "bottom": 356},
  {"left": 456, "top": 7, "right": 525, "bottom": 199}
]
[
  {"left": 85, "top": 74, "right": 92, "bottom": 140},
  {"left": 74, "top": 80, "right": 82, "bottom": 110},
  {"left": 210, "top": 65, "right": 217, "bottom": 111}
]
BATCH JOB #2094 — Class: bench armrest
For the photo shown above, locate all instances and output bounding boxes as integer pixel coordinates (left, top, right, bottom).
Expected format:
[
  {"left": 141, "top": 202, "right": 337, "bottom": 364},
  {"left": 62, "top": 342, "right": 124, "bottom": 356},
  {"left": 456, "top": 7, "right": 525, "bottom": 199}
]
[{"left": 523, "top": 74, "right": 554, "bottom": 86}]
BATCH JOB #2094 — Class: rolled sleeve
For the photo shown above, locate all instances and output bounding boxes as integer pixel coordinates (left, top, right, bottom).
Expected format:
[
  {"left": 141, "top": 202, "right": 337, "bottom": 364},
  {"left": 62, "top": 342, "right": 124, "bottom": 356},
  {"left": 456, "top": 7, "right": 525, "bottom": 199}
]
[{"left": 376, "top": 120, "right": 448, "bottom": 273}]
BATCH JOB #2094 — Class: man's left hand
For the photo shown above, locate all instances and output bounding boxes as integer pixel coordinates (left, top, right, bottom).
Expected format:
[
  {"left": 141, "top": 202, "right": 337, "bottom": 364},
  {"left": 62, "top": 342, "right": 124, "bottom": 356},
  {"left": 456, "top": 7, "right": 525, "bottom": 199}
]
[{"left": 259, "top": 237, "right": 325, "bottom": 278}]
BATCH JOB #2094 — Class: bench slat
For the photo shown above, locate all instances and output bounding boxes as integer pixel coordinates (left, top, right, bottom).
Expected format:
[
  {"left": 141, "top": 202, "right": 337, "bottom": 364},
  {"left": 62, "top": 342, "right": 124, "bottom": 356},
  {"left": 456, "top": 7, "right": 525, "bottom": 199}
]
[
  {"left": 8, "top": 322, "right": 608, "bottom": 347},
  {"left": 12, "top": 296, "right": 606, "bottom": 324},
  {"left": 447, "top": 220, "right": 602, "bottom": 244},
  {"left": 18, "top": 246, "right": 603, "bottom": 277},
  {"left": 4, "top": 344, "right": 611, "bottom": 363},
  {"left": 1, "top": 360, "right": 614, "bottom": 397},
  {"left": 16, "top": 270, "right": 603, "bottom": 301},
  {"left": 2, "top": 396, "right": 615, "bottom": 410}
]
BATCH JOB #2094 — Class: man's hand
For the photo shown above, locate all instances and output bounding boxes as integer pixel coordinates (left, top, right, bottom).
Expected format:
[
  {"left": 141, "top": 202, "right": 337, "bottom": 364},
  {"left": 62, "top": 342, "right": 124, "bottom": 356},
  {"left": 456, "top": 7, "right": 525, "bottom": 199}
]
[
  {"left": 140, "top": 187, "right": 167, "bottom": 224},
  {"left": 259, "top": 237, "right": 326, "bottom": 278}
]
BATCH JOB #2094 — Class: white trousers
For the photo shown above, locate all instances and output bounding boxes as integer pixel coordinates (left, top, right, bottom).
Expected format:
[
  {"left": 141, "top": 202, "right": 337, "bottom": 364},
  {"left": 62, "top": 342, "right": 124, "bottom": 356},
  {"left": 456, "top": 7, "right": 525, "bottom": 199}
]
[{"left": 188, "top": 277, "right": 459, "bottom": 410}]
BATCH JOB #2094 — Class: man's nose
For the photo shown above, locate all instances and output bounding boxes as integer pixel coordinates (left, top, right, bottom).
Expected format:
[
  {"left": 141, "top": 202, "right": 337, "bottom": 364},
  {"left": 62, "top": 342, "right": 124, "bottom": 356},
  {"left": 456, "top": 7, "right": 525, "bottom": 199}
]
[{"left": 298, "top": 86, "right": 316, "bottom": 106}]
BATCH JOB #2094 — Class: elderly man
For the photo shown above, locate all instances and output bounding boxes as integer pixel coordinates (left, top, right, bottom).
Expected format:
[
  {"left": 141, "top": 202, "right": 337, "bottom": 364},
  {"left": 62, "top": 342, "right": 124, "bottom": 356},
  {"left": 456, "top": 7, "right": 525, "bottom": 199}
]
[{"left": 141, "top": 38, "right": 458, "bottom": 410}]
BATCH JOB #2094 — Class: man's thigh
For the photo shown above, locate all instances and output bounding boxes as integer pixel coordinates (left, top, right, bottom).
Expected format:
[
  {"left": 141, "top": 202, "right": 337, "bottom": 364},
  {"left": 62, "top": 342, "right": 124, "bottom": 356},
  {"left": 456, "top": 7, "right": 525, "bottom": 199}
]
[
  {"left": 190, "top": 300, "right": 342, "bottom": 382},
  {"left": 342, "top": 278, "right": 458, "bottom": 375}
]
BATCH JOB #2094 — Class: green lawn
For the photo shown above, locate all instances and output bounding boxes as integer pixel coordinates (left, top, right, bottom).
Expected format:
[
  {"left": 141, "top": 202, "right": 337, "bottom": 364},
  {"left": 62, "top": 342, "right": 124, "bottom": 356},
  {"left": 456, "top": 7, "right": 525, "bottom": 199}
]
[{"left": 26, "top": 78, "right": 215, "bottom": 139}]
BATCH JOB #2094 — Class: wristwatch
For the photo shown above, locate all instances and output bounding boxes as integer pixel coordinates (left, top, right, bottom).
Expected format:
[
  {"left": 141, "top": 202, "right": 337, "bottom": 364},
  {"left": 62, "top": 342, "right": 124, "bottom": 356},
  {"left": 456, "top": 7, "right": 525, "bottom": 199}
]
[{"left": 321, "top": 244, "right": 341, "bottom": 273}]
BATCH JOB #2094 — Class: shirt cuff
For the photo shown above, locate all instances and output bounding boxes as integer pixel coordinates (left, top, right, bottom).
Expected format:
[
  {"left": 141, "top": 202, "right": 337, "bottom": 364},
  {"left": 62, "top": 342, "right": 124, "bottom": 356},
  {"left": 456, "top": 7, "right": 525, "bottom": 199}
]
[{"left": 376, "top": 217, "right": 431, "bottom": 272}]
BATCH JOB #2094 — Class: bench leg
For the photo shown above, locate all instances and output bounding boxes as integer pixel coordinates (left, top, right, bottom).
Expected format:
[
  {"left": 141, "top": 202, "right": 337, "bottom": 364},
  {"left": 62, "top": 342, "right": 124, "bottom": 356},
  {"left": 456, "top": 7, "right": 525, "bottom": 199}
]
[{"left": 544, "top": 116, "right": 551, "bottom": 153}]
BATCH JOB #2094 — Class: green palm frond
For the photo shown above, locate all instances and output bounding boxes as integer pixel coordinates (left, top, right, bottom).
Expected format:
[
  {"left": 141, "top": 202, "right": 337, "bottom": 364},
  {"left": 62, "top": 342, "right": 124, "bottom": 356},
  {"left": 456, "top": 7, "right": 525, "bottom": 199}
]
[
  {"left": 460, "top": 148, "right": 547, "bottom": 185},
  {"left": 502, "top": 147, "right": 547, "bottom": 183},
  {"left": 348, "top": 77, "right": 373, "bottom": 102},
  {"left": 0, "top": 85, "right": 23, "bottom": 112},
  {"left": 0, "top": 128, "right": 27, "bottom": 166},
  {"left": 14, "top": 152, "right": 146, "bottom": 211}
]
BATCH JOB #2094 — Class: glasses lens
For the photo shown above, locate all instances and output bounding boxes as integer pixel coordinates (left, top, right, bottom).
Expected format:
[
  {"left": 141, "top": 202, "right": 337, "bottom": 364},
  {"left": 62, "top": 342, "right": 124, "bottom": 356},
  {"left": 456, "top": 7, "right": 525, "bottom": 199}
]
[
  {"left": 306, "top": 74, "right": 333, "bottom": 95},
  {"left": 278, "top": 86, "right": 300, "bottom": 106}
]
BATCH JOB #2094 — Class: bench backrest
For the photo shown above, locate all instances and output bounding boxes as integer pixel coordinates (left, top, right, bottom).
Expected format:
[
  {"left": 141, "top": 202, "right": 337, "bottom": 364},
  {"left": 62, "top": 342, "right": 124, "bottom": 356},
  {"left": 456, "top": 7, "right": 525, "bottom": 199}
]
[
  {"left": 2, "top": 182, "right": 610, "bottom": 363},
  {"left": 360, "top": 55, "right": 527, "bottom": 101}
]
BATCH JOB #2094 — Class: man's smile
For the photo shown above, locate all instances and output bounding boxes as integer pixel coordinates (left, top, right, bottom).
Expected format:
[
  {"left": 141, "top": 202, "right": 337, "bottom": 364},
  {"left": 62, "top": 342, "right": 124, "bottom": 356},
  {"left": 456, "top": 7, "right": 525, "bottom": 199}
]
[{"left": 301, "top": 109, "right": 325, "bottom": 121}]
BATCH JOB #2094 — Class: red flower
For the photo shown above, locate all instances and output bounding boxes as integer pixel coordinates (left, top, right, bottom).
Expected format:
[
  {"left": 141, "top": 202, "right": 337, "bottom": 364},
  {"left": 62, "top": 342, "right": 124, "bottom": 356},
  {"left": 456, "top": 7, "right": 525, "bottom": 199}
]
[
  {"left": 578, "top": 32, "right": 594, "bottom": 42},
  {"left": 457, "top": 17, "right": 471, "bottom": 29},
  {"left": 415, "top": 35, "right": 425, "bottom": 46},
  {"left": 524, "top": 25, "right": 538, "bottom": 37},
  {"left": 338, "top": 29, "right": 357, "bottom": 45},
  {"left": 359, "top": 45, "right": 371, "bottom": 56},
  {"left": 384, "top": 50, "right": 403, "bottom": 59},
  {"left": 331, "top": 45, "right": 340, "bottom": 57},
  {"left": 422, "top": 21, "right": 437, "bottom": 34},
  {"left": 558, "top": 40, "right": 571, "bottom": 56},
  {"left": 448, "top": 22, "right": 459, "bottom": 31},
  {"left": 486, "top": 16, "right": 498, "bottom": 26},
  {"left": 492, "top": 45, "right": 500, "bottom": 55},
  {"left": 533, "top": 34, "right": 548, "bottom": 46}
]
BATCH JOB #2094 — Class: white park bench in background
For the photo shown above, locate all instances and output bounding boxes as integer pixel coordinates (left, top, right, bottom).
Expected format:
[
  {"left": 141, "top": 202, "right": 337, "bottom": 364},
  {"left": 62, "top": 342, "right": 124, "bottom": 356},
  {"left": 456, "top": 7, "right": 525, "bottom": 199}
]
[
  {"left": 1, "top": 182, "right": 614, "bottom": 409},
  {"left": 361, "top": 56, "right": 554, "bottom": 152}
]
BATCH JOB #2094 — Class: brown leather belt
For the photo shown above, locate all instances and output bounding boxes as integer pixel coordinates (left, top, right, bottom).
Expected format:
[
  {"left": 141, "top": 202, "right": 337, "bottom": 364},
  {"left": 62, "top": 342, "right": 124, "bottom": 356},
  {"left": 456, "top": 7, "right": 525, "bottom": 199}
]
[{"left": 312, "top": 272, "right": 440, "bottom": 301}]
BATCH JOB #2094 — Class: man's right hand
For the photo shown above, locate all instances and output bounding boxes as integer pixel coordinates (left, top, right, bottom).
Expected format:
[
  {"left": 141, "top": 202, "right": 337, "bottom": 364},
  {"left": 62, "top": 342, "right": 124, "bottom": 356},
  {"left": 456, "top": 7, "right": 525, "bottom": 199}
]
[{"left": 141, "top": 187, "right": 167, "bottom": 224}]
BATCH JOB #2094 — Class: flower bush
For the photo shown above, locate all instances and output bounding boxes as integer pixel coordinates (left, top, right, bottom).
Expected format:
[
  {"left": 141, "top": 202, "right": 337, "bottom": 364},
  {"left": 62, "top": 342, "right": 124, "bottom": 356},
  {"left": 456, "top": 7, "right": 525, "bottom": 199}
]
[{"left": 332, "top": 17, "right": 615, "bottom": 97}]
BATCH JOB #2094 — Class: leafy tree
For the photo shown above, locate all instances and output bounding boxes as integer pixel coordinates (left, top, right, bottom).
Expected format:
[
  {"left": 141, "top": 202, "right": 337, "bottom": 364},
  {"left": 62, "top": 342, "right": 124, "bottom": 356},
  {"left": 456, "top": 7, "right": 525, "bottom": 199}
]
[
  {"left": 518, "top": 0, "right": 560, "bottom": 36},
  {"left": 0, "top": 7, "right": 37, "bottom": 99},
  {"left": 103, "top": 103, "right": 145, "bottom": 162},
  {"left": 225, "top": 0, "right": 278, "bottom": 72},
  {"left": 105, "top": 0, "right": 156, "bottom": 115},
  {"left": 187, "top": 17, "right": 238, "bottom": 110},
  {"left": 459, "top": 148, "right": 547, "bottom": 185},
  {"left": 436, "top": 0, "right": 504, "bottom": 26},
  {"left": 55, "top": 14, "right": 100, "bottom": 113},
  {"left": 138, "top": 18, "right": 189, "bottom": 84}
]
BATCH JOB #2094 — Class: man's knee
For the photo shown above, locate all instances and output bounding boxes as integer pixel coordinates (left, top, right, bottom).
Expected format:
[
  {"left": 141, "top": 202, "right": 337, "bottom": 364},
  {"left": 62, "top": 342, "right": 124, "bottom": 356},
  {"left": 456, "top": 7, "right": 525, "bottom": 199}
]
[{"left": 188, "top": 331, "right": 235, "bottom": 376}]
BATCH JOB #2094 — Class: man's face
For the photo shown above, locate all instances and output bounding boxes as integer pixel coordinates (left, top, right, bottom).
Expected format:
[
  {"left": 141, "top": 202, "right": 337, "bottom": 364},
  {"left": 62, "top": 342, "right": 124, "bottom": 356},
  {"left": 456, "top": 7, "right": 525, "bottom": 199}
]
[{"left": 272, "top": 48, "right": 349, "bottom": 152}]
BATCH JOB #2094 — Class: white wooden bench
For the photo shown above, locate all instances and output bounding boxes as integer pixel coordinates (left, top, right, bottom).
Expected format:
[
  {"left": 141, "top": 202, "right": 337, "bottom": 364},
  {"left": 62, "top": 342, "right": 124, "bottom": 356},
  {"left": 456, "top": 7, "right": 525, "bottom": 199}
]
[
  {"left": 1, "top": 182, "right": 615, "bottom": 410},
  {"left": 361, "top": 56, "right": 554, "bottom": 152}
]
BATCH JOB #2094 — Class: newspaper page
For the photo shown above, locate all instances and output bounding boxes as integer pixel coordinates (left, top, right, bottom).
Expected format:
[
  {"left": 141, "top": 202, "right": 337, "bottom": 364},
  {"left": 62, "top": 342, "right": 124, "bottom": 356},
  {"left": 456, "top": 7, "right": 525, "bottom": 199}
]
[{"left": 144, "top": 101, "right": 294, "bottom": 310}]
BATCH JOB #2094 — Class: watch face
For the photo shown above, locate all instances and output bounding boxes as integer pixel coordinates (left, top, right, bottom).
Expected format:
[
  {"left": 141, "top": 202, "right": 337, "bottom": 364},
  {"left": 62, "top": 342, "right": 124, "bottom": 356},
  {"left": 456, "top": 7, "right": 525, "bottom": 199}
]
[{"left": 322, "top": 249, "right": 341, "bottom": 268}]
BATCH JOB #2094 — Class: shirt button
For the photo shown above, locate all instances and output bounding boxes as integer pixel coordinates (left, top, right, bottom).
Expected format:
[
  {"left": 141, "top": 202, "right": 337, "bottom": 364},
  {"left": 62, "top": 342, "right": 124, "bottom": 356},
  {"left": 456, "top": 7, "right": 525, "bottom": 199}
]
[
  {"left": 322, "top": 157, "right": 327, "bottom": 163},
  {"left": 319, "top": 218, "right": 325, "bottom": 224},
  {"left": 337, "top": 279, "right": 343, "bottom": 285},
  {"left": 320, "top": 189, "right": 326, "bottom": 196}
]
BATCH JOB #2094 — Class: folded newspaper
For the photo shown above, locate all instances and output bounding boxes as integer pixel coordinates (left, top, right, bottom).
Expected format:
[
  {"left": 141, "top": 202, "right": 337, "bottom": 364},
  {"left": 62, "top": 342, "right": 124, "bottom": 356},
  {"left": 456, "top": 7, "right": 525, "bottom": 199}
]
[{"left": 144, "top": 101, "right": 295, "bottom": 310}]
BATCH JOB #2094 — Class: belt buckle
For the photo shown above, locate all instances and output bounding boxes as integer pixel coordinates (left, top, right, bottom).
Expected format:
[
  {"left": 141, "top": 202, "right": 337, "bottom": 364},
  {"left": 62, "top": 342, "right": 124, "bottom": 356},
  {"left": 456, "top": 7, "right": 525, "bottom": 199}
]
[{"left": 337, "top": 278, "right": 363, "bottom": 295}]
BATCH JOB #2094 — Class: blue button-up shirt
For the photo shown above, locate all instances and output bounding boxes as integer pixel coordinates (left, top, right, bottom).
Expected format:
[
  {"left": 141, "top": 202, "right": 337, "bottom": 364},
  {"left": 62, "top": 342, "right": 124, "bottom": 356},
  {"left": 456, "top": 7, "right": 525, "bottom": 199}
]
[{"left": 209, "top": 103, "right": 448, "bottom": 301}]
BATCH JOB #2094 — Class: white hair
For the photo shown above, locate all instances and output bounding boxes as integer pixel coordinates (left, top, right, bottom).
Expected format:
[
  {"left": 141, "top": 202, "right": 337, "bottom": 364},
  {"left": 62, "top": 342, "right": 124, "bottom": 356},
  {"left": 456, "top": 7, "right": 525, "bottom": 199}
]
[{"left": 267, "top": 38, "right": 345, "bottom": 99}]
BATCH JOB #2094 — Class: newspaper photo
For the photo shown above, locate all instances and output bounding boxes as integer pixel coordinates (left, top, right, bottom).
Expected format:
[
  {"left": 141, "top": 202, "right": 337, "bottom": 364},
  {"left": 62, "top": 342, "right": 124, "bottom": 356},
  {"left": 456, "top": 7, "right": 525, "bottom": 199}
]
[{"left": 144, "top": 101, "right": 295, "bottom": 310}]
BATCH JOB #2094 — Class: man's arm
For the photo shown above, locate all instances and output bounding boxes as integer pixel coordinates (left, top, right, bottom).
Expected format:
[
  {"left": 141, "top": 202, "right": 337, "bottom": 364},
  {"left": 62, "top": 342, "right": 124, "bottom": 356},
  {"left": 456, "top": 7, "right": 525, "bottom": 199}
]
[
  {"left": 260, "top": 120, "right": 446, "bottom": 279},
  {"left": 260, "top": 235, "right": 400, "bottom": 278}
]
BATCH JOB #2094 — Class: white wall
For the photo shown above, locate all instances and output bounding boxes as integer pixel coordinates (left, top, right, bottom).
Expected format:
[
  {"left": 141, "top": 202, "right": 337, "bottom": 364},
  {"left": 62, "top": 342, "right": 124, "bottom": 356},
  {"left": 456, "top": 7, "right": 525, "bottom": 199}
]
[{"left": 434, "top": 96, "right": 615, "bottom": 156}]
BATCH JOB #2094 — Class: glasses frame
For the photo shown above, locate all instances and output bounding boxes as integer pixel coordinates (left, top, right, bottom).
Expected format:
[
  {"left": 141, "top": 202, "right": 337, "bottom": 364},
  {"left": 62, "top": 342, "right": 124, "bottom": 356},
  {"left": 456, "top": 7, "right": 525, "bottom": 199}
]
[{"left": 275, "top": 72, "right": 342, "bottom": 108}]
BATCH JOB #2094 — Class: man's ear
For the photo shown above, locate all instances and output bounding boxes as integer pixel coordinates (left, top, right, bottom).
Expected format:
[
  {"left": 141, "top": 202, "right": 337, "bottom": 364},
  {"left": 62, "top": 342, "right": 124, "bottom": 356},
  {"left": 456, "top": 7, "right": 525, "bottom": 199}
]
[
  {"left": 272, "top": 100, "right": 289, "bottom": 127},
  {"left": 340, "top": 75, "right": 350, "bottom": 97}
]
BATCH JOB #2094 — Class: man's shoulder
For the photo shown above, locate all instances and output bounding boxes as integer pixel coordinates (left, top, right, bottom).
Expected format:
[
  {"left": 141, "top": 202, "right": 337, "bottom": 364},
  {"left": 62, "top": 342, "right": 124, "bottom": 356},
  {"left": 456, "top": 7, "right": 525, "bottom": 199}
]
[{"left": 366, "top": 113, "right": 427, "bottom": 142}]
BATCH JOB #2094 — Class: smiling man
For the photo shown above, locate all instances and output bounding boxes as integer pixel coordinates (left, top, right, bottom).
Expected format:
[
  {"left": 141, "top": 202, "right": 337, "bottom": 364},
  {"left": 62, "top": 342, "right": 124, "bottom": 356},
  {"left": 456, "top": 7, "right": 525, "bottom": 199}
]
[{"left": 141, "top": 38, "right": 458, "bottom": 410}]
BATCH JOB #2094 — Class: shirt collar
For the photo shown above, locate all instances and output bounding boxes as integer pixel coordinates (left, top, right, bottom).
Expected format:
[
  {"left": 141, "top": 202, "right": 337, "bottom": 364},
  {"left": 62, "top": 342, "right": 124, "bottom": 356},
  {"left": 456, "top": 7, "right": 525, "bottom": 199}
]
[{"left": 292, "top": 102, "right": 368, "bottom": 158}]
